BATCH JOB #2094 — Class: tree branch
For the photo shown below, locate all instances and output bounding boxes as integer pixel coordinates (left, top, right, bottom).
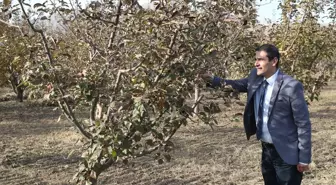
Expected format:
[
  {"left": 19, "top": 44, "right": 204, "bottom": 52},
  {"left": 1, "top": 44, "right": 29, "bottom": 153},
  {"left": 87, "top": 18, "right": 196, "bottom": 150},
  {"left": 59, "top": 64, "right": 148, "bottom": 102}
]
[
  {"left": 136, "top": 95, "right": 204, "bottom": 158},
  {"left": 102, "top": 62, "right": 143, "bottom": 124},
  {"left": 114, "top": 62, "right": 143, "bottom": 91},
  {"left": 79, "top": 8, "right": 117, "bottom": 25},
  {"left": 58, "top": 101, "right": 92, "bottom": 139},
  {"left": 18, "top": 1, "right": 54, "bottom": 65},
  {"left": 98, "top": 158, "right": 115, "bottom": 173},
  {"left": 108, "top": 0, "right": 123, "bottom": 49},
  {"left": 154, "top": 27, "right": 180, "bottom": 83},
  {"left": 104, "top": 96, "right": 115, "bottom": 125},
  {"left": 90, "top": 95, "right": 99, "bottom": 124},
  {"left": 18, "top": 0, "right": 92, "bottom": 139},
  {"left": 89, "top": 83, "right": 205, "bottom": 176},
  {"left": 0, "top": 19, "right": 25, "bottom": 36},
  {"left": 283, "top": 15, "right": 306, "bottom": 55}
]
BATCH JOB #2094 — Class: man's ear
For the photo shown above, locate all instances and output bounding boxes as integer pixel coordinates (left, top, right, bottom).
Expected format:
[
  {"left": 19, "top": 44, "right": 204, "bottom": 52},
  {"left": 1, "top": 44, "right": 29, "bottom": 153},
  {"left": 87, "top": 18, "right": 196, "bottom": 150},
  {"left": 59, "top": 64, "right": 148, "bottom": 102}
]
[{"left": 272, "top": 58, "right": 278, "bottom": 67}]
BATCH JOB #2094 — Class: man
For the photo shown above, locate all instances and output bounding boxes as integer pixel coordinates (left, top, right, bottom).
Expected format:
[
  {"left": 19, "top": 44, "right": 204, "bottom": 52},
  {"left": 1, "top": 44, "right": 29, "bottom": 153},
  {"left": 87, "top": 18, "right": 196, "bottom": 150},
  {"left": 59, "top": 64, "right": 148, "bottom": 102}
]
[{"left": 203, "top": 44, "right": 311, "bottom": 185}]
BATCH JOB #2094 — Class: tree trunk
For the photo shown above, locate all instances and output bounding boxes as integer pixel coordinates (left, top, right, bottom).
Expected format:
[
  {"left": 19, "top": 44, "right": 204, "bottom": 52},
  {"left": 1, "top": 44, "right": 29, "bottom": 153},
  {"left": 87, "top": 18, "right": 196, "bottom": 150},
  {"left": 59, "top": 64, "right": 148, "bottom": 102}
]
[
  {"left": 9, "top": 72, "right": 18, "bottom": 94},
  {"left": 194, "top": 84, "right": 199, "bottom": 115},
  {"left": 17, "top": 85, "right": 24, "bottom": 102},
  {"left": 88, "top": 177, "right": 98, "bottom": 185},
  {"left": 9, "top": 72, "right": 24, "bottom": 102}
]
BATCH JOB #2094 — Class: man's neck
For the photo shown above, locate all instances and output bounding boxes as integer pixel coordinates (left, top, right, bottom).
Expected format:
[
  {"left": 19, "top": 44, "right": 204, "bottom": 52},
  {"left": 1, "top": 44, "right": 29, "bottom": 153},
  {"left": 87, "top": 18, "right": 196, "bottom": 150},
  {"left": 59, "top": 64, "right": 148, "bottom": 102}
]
[{"left": 264, "top": 68, "right": 278, "bottom": 79}]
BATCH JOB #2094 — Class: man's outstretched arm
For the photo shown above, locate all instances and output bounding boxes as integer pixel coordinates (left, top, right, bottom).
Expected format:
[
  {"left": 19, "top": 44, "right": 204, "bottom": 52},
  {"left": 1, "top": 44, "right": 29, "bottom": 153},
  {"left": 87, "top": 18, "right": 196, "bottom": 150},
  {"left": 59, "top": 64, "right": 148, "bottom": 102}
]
[{"left": 208, "top": 75, "right": 248, "bottom": 93}]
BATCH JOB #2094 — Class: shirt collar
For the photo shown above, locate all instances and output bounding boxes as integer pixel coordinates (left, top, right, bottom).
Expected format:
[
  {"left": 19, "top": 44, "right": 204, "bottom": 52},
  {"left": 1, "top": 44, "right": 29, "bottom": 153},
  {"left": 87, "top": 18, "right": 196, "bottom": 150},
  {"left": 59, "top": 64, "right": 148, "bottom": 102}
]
[{"left": 264, "top": 69, "right": 279, "bottom": 86}]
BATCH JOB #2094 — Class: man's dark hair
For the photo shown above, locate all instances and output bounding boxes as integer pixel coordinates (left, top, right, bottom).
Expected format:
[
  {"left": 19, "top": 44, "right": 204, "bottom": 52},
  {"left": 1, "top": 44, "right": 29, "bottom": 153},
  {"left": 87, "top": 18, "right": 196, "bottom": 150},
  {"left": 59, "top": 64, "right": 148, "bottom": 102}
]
[{"left": 256, "top": 44, "right": 280, "bottom": 68}]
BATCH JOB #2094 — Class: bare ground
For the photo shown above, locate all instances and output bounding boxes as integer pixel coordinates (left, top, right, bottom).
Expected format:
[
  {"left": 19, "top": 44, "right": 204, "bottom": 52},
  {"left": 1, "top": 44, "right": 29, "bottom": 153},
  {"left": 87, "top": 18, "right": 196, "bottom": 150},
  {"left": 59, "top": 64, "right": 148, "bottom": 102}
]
[{"left": 0, "top": 81, "right": 336, "bottom": 185}]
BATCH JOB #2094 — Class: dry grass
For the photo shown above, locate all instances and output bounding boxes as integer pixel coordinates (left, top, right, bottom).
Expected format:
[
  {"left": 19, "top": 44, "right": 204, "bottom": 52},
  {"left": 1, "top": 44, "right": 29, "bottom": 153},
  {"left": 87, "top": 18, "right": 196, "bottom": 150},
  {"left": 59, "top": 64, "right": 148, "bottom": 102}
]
[{"left": 0, "top": 81, "right": 336, "bottom": 185}]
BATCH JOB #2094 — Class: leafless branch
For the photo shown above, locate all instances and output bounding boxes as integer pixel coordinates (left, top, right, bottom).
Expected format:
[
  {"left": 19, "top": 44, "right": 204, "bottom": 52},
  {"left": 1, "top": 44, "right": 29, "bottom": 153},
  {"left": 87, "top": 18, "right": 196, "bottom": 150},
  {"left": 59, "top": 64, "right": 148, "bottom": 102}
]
[
  {"left": 256, "top": 1, "right": 273, "bottom": 7},
  {"left": 58, "top": 101, "right": 92, "bottom": 139},
  {"left": 80, "top": 9, "right": 117, "bottom": 25},
  {"left": 0, "top": 19, "right": 25, "bottom": 36},
  {"left": 90, "top": 95, "right": 100, "bottom": 124},
  {"left": 154, "top": 27, "right": 180, "bottom": 83},
  {"left": 108, "top": 0, "right": 123, "bottom": 49},
  {"left": 69, "top": 0, "right": 79, "bottom": 18},
  {"left": 134, "top": 0, "right": 143, "bottom": 9},
  {"left": 114, "top": 61, "right": 143, "bottom": 91},
  {"left": 136, "top": 144, "right": 161, "bottom": 157},
  {"left": 103, "top": 96, "right": 115, "bottom": 125}
]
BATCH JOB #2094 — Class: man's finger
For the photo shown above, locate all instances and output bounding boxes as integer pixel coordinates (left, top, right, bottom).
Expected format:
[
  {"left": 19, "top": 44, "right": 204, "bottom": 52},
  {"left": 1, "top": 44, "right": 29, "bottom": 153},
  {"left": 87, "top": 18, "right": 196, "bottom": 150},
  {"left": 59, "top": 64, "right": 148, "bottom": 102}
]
[
  {"left": 297, "top": 165, "right": 303, "bottom": 172},
  {"left": 297, "top": 164, "right": 309, "bottom": 172},
  {"left": 297, "top": 166, "right": 302, "bottom": 172},
  {"left": 303, "top": 165, "right": 309, "bottom": 171}
]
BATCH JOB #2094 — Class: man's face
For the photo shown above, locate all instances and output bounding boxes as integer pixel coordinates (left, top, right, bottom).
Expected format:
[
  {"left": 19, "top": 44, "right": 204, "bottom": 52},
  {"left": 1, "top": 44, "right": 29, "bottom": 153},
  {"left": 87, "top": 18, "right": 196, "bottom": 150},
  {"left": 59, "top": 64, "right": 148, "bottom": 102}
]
[{"left": 255, "top": 51, "right": 277, "bottom": 78}]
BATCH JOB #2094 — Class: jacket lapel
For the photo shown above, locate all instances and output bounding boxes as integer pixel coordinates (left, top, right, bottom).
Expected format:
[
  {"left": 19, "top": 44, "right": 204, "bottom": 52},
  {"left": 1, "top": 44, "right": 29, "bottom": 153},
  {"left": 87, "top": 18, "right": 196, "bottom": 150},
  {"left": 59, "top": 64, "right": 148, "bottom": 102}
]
[
  {"left": 267, "top": 70, "right": 284, "bottom": 120},
  {"left": 248, "top": 77, "right": 263, "bottom": 103}
]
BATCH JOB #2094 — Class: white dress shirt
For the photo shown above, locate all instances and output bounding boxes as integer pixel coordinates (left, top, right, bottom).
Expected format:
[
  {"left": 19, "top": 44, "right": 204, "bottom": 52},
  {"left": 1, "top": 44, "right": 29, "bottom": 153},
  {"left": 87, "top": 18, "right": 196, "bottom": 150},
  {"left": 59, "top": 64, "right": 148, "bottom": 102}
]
[{"left": 254, "top": 69, "right": 279, "bottom": 143}]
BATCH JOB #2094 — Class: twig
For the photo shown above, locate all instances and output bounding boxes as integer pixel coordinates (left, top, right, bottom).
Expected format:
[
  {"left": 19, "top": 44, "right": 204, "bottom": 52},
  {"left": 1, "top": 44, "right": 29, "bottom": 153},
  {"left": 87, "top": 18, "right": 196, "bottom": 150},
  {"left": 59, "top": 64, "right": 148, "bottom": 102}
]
[
  {"left": 153, "top": 27, "right": 181, "bottom": 83},
  {"left": 104, "top": 96, "right": 115, "bottom": 125},
  {"left": 136, "top": 144, "right": 161, "bottom": 157},
  {"left": 90, "top": 95, "right": 99, "bottom": 124},
  {"left": 69, "top": 0, "right": 79, "bottom": 18},
  {"left": 0, "top": 19, "right": 25, "bottom": 36},
  {"left": 108, "top": 0, "right": 123, "bottom": 49},
  {"left": 80, "top": 8, "right": 117, "bottom": 25},
  {"left": 114, "top": 62, "right": 143, "bottom": 91},
  {"left": 192, "top": 95, "right": 204, "bottom": 109},
  {"left": 200, "top": 22, "right": 210, "bottom": 39},
  {"left": 256, "top": 1, "right": 273, "bottom": 7},
  {"left": 134, "top": 0, "right": 143, "bottom": 9}
]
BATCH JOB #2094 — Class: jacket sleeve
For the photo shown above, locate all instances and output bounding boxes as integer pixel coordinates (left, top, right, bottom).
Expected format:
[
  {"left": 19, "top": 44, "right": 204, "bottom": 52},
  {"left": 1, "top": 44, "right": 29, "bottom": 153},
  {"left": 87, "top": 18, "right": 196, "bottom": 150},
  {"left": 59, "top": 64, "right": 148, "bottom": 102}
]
[
  {"left": 211, "top": 77, "right": 248, "bottom": 93},
  {"left": 290, "top": 82, "right": 312, "bottom": 164}
]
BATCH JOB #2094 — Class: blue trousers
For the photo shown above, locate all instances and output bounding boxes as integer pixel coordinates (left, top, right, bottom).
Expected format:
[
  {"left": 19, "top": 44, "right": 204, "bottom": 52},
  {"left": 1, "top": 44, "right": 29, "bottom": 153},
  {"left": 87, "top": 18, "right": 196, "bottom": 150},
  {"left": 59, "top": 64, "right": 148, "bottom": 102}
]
[{"left": 261, "top": 142, "right": 303, "bottom": 185}]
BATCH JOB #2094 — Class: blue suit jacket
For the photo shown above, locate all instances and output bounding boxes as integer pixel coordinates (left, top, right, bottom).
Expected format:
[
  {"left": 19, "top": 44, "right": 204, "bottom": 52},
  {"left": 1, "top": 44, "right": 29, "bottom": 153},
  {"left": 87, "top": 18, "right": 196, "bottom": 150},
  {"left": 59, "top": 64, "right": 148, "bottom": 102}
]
[{"left": 212, "top": 68, "right": 312, "bottom": 165}]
